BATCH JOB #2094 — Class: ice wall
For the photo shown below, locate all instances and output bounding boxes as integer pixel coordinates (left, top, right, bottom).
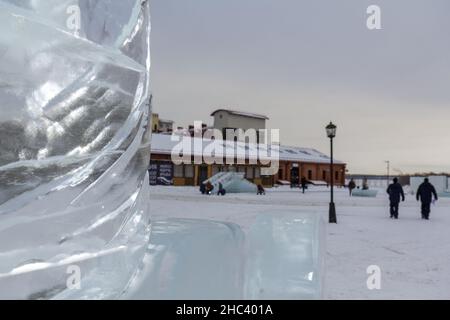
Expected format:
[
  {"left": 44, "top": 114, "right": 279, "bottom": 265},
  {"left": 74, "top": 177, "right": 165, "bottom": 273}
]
[{"left": 0, "top": 0, "right": 152, "bottom": 299}]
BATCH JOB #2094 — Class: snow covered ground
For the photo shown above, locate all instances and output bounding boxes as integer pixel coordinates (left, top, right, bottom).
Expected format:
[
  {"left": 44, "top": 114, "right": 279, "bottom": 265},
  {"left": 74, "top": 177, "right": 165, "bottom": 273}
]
[{"left": 149, "top": 185, "right": 450, "bottom": 300}]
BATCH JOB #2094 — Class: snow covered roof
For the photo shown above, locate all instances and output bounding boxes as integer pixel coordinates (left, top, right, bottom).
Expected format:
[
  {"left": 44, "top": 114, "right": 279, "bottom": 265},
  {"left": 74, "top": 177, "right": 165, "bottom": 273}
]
[
  {"left": 159, "top": 119, "right": 174, "bottom": 124},
  {"left": 210, "top": 109, "right": 269, "bottom": 120},
  {"left": 151, "top": 133, "right": 345, "bottom": 165}
]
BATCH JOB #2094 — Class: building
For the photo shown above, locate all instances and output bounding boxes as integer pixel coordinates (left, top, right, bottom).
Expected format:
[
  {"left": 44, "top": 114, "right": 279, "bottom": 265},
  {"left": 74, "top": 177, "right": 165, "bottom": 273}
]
[
  {"left": 151, "top": 113, "right": 160, "bottom": 133},
  {"left": 159, "top": 119, "right": 174, "bottom": 134},
  {"left": 211, "top": 109, "right": 269, "bottom": 143},
  {"left": 149, "top": 133, "right": 346, "bottom": 187},
  {"left": 151, "top": 113, "right": 174, "bottom": 134}
]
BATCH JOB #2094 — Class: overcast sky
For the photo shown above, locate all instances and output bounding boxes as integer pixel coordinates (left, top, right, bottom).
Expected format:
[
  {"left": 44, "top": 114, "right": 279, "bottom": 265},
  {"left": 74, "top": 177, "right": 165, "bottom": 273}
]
[{"left": 151, "top": 0, "right": 450, "bottom": 175}]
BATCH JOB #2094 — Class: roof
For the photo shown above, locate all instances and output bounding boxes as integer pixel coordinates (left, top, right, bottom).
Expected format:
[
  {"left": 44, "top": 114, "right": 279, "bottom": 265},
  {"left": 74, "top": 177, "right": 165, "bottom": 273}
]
[
  {"left": 210, "top": 109, "right": 269, "bottom": 120},
  {"left": 151, "top": 133, "right": 345, "bottom": 165},
  {"left": 159, "top": 119, "right": 174, "bottom": 124}
]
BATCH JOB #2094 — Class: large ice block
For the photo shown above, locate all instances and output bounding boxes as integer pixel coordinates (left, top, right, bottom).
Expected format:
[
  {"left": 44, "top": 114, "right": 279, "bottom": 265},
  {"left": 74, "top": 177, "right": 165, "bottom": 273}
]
[
  {"left": 0, "top": 0, "right": 325, "bottom": 300},
  {"left": 121, "top": 214, "right": 325, "bottom": 300},
  {"left": 0, "top": 0, "right": 152, "bottom": 299},
  {"left": 244, "top": 213, "right": 325, "bottom": 299},
  {"left": 122, "top": 219, "right": 245, "bottom": 300}
]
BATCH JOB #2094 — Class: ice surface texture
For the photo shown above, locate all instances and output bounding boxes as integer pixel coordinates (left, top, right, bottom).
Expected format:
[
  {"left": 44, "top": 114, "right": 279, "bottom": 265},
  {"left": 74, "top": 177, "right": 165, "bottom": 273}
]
[
  {"left": 121, "top": 214, "right": 324, "bottom": 300},
  {"left": 0, "top": 0, "right": 152, "bottom": 299}
]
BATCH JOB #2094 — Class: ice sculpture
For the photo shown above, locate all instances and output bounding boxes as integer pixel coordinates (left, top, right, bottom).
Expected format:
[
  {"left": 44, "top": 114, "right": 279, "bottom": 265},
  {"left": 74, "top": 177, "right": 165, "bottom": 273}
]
[
  {"left": 0, "top": 0, "right": 152, "bottom": 299},
  {"left": 0, "top": 0, "right": 326, "bottom": 300},
  {"left": 203, "top": 172, "right": 258, "bottom": 194}
]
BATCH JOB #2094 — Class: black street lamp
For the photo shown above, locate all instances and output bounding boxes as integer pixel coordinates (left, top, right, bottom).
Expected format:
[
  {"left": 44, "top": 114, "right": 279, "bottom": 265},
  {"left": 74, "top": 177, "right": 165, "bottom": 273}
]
[
  {"left": 385, "top": 160, "right": 390, "bottom": 187},
  {"left": 326, "top": 122, "right": 337, "bottom": 224}
]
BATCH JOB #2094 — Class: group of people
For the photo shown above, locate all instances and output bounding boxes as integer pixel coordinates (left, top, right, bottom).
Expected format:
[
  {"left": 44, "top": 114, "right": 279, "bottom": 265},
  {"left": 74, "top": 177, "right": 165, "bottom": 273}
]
[
  {"left": 200, "top": 181, "right": 226, "bottom": 196},
  {"left": 347, "top": 177, "right": 438, "bottom": 220},
  {"left": 200, "top": 181, "right": 266, "bottom": 196},
  {"left": 347, "top": 178, "right": 368, "bottom": 196},
  {"left": 387, "top": 178, "right": 438, "bottom": 220}
]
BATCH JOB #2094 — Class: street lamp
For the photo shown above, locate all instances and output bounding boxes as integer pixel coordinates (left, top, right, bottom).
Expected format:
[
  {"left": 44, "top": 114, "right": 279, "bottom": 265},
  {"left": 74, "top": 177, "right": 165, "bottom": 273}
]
[
  {"left": 326, "top": 122, "right": 337, "bottom": 224},
  {"left": 385, "top": 160, "right": 390, "bottom": 187}
]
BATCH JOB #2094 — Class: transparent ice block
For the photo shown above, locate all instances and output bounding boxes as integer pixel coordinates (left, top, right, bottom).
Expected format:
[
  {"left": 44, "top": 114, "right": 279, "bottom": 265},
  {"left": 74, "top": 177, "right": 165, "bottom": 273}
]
[{"left": 0, "top": 0, "right": 152, "bottom": 299}]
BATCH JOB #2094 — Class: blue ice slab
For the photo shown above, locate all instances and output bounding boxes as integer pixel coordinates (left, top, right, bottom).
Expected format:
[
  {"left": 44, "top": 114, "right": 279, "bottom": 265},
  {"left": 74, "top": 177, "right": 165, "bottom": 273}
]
[
  {"left": 122, "top": 219, "right": 245, "bottom": 300},
  {"left": 123, "top": 214, "right": 325, "bottom": 300},
  {"left": 438, "top": 192, "right": 450, "bottom": 198},
  {"left": 352, "top": 189, "right": 379, "bottom": 198}
]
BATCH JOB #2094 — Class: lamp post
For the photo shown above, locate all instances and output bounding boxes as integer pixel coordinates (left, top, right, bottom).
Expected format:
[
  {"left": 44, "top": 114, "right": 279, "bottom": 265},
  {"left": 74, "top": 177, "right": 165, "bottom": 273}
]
[
  {"left": 326, "top": 122, "right": 337, "bottom": 224},
  {"left": 385, "top": 160, "right": 390, "bottom": 187}
]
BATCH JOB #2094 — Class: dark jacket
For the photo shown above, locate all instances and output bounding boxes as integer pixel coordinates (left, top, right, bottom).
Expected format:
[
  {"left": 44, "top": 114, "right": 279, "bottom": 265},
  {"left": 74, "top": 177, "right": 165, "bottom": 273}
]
[
  {"left": 387, "top": 182, "right": 405, "bottom": 204},
  {"left": 301, "top": 178, "right": 308, "bottom": 187},
  {"left": 416, "top": 182, "right": 438, "bottom": 204},
  {"left": 348, "top": 181, "right": 356, "bottom": 190}
]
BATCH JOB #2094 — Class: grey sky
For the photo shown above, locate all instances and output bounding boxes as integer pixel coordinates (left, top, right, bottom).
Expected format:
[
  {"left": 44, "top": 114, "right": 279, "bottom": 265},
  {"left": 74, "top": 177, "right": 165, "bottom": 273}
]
[{"left": 151, "top": 0, "right": 450, "bottom": 174}]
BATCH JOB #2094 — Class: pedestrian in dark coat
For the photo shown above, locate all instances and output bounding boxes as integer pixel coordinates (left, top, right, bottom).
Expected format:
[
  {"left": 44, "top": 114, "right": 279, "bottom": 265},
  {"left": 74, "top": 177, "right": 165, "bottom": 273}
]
[
  {"left": 416, "top": 178, "right": 438, "bottom": 220},
  {"left": 257, "top": 184, "right": 266, "bottom": 195},
  {"left": 386, "top": 178, "right": 405, "bottom": 219},
  {"left": 348, "top": 179, "right": 356, "bottom": 196},
  {"left": 300, "top": 177, "right": 308, "bottom": 194}
]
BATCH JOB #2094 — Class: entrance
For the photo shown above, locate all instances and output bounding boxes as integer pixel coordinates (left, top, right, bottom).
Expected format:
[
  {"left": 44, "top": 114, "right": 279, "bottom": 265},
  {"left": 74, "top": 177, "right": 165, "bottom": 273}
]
[{"left": 290, "top": 167, "right": 299, "bottom": 185}]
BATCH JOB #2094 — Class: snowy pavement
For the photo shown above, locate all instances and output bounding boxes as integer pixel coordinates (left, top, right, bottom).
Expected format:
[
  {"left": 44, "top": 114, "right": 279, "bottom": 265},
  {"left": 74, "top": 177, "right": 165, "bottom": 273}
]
[{"left": 149, "top": 185, "right": 450, "bottom": 300}]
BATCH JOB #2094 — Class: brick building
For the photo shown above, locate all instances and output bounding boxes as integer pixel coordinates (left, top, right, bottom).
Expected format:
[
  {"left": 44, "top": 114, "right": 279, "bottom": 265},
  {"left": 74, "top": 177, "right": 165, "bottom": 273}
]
[{"left": 149, "top": 133, "right": 346, "bottom": 187}]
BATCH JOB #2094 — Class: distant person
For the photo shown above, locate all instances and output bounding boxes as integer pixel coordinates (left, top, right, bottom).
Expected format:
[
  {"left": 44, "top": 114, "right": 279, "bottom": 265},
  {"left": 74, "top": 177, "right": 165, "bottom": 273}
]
[
  {"left": 205, "top": 182, "right": 214, "bottom": 195},
  {"left": 300, "top": 177, "right": 308, "bottom": 194},
  {"left": 386, "top": 178, "right": 405, "bottom": 219},
  {"left": 217, "top": 182, "right": 226, "bottom": 196},
  {"left": 199, "top": 182, "right": 206, "bottom": 195},
  {"left": 348, "top": 179, "right": 356, "bottom": 196},
  {"left": 362, "top": 178, "right": 369, "bottom": 190},
  {"left": 416, "top": 178, "right": 438, "bottom": 220},
  {"left": 257, "top": 184, "right": 266, "bottom": 195}
]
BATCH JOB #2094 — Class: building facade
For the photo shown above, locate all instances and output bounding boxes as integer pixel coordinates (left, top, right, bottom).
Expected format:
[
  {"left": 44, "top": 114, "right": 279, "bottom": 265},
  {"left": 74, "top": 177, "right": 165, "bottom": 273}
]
[
  {"left": 211, "top": 109, "right": 269, "bottom": 143},
  {"left": 149, "top": 134, "right": 346, "bottom": 187},
  {"left": 151, "top": 113, "right": 174, "bottom": 134}
]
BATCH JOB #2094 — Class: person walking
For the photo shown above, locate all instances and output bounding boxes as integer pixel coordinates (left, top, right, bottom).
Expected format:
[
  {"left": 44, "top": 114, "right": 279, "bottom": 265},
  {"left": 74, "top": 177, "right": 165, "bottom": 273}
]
[
  {"left": 348, "top": 179, "right": 356, "bottom": 196},
  {"left": 416, "top": 178, "right": 438, "bottom": 220},
  {"left": 300, "top": 177, "right": 308, "bottom": 194},
  {"left": 386, "top": 178, "right": 405, "bottom": 219}
]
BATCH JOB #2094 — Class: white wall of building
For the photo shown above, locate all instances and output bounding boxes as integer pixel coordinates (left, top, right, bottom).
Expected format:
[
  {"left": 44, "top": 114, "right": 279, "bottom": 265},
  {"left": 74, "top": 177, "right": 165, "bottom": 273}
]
[{"left": 213, "top": 111, "right": 266, "bottom": 132}]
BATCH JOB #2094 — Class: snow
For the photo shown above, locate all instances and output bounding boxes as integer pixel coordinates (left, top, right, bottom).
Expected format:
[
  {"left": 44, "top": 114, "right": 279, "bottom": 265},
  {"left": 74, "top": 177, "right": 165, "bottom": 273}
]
[{"left": 149, "top": 185, "right": 450, "bottom": 299}]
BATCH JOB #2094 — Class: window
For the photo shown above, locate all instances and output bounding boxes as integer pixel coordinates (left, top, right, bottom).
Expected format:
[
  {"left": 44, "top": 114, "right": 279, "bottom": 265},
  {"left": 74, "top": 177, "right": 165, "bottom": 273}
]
[
  {"left": 335, "top": 171, "right": 339, "bottom": 181},
  {"left": 322, "top": 170, "right": 327, "bottom": 180},
  {"left": 238, "top": 166, "right": 246, "bottom": 173},
  {"left": 308, "top": 170, "right": 313, "bottom": 180},
  {"left": 185, "top": 165, "right": 194, "bottom": 178},
  {"left": 174, "top": 165, "right": 183, "bottom": 178}
]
